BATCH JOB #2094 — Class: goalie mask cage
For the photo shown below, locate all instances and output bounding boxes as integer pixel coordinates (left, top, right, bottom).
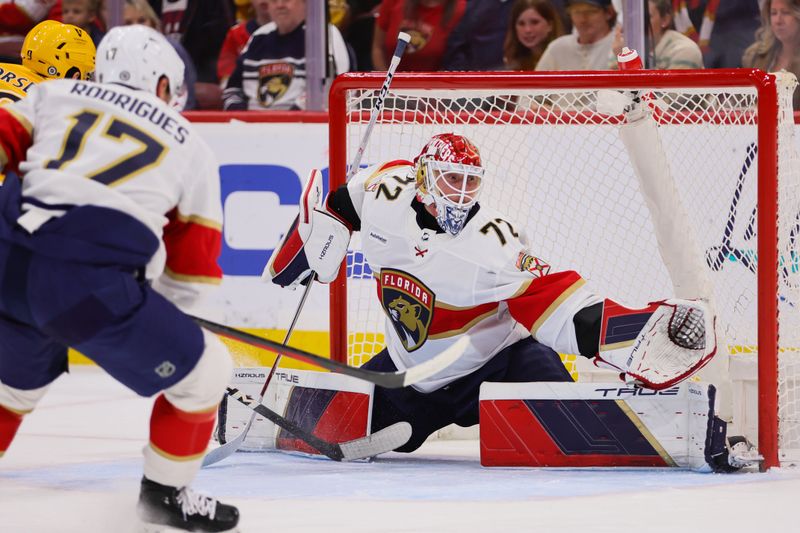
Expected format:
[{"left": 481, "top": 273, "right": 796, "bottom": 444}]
[{"left": 328, "top": 70, "right": 800, "bottom": 470}]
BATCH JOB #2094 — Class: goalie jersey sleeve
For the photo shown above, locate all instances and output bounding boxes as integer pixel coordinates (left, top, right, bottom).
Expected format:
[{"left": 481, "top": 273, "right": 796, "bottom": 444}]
[
  {"left": 331, "top": 162, "right": 603, "bottom": 392},
  {"left": 0, "top": 79, "right": 223, "bottom": 310}
]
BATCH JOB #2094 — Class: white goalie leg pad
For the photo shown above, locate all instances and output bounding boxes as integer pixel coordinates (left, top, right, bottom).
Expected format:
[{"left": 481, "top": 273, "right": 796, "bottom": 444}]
[
  {"left": 595, "top": 299, "right": 717, "bottom": 390},
  {"left": 216, "top": 367, "right": 277, "bottom": 450},
  {"left": 218, "top": 367, "right": 375, "bottom": 454},
  {"left": 479, "top": 381, "right": 731, "bottom": 470}
]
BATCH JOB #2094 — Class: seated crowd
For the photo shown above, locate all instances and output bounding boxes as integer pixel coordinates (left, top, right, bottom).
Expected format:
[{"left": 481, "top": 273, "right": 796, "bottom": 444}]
[{"left": 0, "top": 0, "right": 797, "bottom": 110}]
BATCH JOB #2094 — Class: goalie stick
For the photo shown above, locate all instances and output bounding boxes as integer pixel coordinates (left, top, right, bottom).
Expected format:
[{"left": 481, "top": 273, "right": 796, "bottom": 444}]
[
  {"left": 192, "top": 315, "right": 468, "bottom": 388},
  {"left": 205, "top": 387, "right": 412, "bottom": 462}
]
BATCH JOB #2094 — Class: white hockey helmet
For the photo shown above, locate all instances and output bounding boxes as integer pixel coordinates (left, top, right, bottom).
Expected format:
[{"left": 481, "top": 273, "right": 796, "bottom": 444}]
[
  {"left": 414, "top": 133, "right": 485, "bottom": 236},
  {"left": 95, "top": 25, "right": 187, "bottom": 110}
]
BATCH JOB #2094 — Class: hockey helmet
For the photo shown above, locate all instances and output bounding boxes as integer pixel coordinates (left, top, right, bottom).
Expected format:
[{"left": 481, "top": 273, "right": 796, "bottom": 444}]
[
  {"left": 96, "top": 25, "right": 187, "bottom": 110},
  {"left": 21, "top": 20, "right": 96, "bottom": 80},
  {"left": 415, "top": 133, "right": 485, "bottom": 235}
]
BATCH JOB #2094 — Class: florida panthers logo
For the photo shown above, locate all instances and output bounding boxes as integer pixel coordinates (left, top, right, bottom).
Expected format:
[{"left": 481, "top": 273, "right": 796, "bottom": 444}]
[
  {"left": 258, "top": 63, "right": 293, "bottom": 108},
  {"left": 399, "top": 21, "right": 433, "bottom": 54},
  {"left": 379, "top": 269, "right": 435, "bottom": 352}
]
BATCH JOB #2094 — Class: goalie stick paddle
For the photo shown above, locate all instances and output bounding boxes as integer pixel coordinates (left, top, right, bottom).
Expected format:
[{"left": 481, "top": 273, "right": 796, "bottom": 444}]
[
  {"left": 205, "top": 387, "right": 412, "bottom": 463},
  {"left": 204, "top": 281, "right": 315, "bottom": 467},
  {"left": 192, "top": 315, "right": 468, "bottom": 388}
]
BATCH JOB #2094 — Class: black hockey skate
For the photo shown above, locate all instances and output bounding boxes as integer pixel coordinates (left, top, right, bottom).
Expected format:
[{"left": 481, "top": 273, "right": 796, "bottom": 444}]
[{"left": 137, "top": 476, "right": 240, "bottom": 532}]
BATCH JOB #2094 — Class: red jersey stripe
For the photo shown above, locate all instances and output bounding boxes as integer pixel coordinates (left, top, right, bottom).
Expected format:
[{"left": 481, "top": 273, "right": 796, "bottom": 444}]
[
  {"left": 506, "top": 271, "right": 585, "bottom": 335},
  {"left": 429, "top": 301, "right": 499, "bottom": 338}
]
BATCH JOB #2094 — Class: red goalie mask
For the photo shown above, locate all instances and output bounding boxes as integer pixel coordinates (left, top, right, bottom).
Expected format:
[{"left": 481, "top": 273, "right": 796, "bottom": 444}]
[{"left": 414, "top": 133, "right": 485, "bottom": 235}]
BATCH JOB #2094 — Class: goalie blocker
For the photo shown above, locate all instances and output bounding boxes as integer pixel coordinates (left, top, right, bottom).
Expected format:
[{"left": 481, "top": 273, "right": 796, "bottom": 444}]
[{"left": 265, "top": 168, "right": 352, "bottom": 287}]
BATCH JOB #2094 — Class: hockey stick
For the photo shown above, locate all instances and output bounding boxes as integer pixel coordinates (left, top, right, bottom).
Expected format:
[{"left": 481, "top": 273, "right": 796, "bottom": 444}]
[
  {"left": 348, "top": 31, "right": 410, "bottom": 179},
  {"left": 216, "top": 387, "right": 411, "bottom": 462},
  {"left": 204, "top": 281, "right": 314, "bottom": 467},
  {"left": 192, "top": 315, "right": 468, "bottom": 388}
]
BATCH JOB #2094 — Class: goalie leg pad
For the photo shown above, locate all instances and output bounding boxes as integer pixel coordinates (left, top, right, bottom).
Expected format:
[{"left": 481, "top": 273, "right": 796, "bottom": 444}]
[
  {"left": 479, "top": 381, "right": 738, "bottom": 470},
  {"left": 594, "top": 298, "right": 717, "bottom": 390},
  {"left": 217, "top": 367, "right": 374, "bottom": 455}
]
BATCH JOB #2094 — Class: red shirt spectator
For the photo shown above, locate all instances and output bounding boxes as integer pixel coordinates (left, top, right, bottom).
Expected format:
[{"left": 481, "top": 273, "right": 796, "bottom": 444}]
[
  {"left": 373, "top": 0, "right": 466, "bottom": 71},
  {"left": 218, "top": 19, "right": 259, "bottom": 84},
  {"left": 217, "top": 0, "right": 270, "bottom": 84}
]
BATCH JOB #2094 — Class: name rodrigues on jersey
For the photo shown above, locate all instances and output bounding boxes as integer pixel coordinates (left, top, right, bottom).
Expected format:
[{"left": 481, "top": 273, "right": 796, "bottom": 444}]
[{"left": 69, "top": 82, "right": 189, "bottom": 144}]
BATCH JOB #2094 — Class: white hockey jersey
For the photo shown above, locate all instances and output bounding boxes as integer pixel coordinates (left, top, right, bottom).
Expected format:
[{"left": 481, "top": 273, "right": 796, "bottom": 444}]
[
  {"left": 0, "top": 79, "right": 223, "bottom": 308},
  {"left": 346, "top": 162, "right": 602, "bottom": 392}
]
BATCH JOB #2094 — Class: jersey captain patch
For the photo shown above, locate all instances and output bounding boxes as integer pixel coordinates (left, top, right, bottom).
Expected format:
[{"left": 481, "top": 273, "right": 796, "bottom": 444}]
[
  {"left": 379, "top": 268, "right": 435, "bottom": 352},
  {"left": 516, "top": 251, "right": 550, "bottom": 278}
]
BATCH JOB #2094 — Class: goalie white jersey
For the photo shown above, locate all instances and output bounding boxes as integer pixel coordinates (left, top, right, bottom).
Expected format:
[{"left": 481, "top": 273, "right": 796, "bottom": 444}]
[
  {"left": 345, "top": 162, "right": 602, "bottom": 392},
  {"left": 0, "top": 79, "right": 223, "bottom": 308}
]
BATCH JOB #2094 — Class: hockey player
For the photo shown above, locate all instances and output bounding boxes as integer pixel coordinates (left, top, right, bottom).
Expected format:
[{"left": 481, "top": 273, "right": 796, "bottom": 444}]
[
  {"left": 268, "top": 132, "right": 721, "bottom": 457},
  {"left": 0, "top": 25, "right": 239, "bottom": 533},
  {"left": 0, "top": 19, "right": 96, "bottom": 105}
]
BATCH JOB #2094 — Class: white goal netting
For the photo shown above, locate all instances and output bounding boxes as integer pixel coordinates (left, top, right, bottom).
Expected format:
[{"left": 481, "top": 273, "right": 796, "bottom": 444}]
[{"left": 331, "top": 71, "right": 800, "bottom": 466}]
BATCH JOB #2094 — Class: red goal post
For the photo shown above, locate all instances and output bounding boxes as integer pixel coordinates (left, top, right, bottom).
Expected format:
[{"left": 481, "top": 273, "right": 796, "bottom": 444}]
[{"left": 328, "top": 70, "right": 800, "bottom": 470}]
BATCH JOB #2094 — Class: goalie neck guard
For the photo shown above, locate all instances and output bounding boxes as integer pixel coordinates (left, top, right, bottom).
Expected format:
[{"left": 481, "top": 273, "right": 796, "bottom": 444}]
[{"left": 414, "top": 133, "right": 485, "bottom": 236}]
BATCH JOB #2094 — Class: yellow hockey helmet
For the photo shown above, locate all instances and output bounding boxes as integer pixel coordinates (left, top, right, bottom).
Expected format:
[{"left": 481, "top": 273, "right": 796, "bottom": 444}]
[{"left": 21, "top": 21, "right": 96, "bottom": 81}]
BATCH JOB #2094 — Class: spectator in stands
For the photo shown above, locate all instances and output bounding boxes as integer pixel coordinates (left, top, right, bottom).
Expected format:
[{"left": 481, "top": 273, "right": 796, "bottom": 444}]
[
  {"left": 536, "top": 0, "right": 616, "bottom": 71},
  {"left": 234, "top": 0, "right": 254, "bottom": 22},
  {"left": 61, "top": 0, "right": 105, "bottom": 46},
  {"left": 504, "top": 0, "right": 565, "bottom": 71},
  {"left": 0, "top": 0, "right": 58, "bottom": 62},
  {"left": 146, "top": 0, "right": 233, "bottom": 85},
  {"left": 441, "top": 0, "right": 515, "bottom": 71},
  {"left": 330, "top": 0, "right": 351, "bottom": 30},
  {"left": 123, "top": 0, "right": 198, "bottom": 110},
  {"left": 742, "top": 0, "right": 800, "bottom": 108},
  {"left": 218, "top": 0, "right": 271, "bottom": 86},
  {"left": 223, "top": 0, "right": 350, "bottom": 111},
  {"left": 673, "top": 0, "right": 759, "bottom": 69},
  {"left": 612, "top": 0, "right": 702, "bottom": 70},
  {"left": 341, "top": 0, "right": 381, "bottom": 71},
  {"left": 372, "top": 0, "right": 466, "bottom": 72}
]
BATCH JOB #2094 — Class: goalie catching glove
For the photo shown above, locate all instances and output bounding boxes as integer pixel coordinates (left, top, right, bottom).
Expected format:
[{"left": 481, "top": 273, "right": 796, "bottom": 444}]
[
  {"left": 593, "top": 298, "right": 717, "bottom": 390},
  {"left": 264, "top": 169, "right": 352, "bottom": 287}
]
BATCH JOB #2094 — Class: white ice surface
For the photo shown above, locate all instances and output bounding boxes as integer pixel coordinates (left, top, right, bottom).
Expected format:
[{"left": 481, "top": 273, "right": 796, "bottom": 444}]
[{"left": 1, "top": 367, "right": 799, "bottom": 533}]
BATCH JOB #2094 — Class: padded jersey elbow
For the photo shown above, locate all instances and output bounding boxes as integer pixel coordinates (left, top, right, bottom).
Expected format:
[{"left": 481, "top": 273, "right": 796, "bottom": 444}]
[{"left": 326, "top": 184, "right": 361, "bottom": 231}]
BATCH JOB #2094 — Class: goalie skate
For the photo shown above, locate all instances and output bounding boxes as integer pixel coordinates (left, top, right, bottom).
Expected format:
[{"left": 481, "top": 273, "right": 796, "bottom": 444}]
[{"left": 137, "top": 477, "right": 240, "bottom": 533}]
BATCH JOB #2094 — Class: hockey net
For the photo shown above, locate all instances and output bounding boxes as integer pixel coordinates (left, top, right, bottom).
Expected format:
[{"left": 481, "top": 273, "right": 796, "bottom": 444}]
[{"left": 328, "top": 70, "right": 800, "bottom": 469}]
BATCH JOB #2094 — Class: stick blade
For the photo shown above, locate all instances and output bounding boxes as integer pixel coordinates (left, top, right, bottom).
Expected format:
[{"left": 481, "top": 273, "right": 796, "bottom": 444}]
[
  {"left": 400, "top": 336, "right": 470, "bottom": 387},
  {"left": 339, "top": 422, "right": 412, "bottom": 461},
  {"left": 202, "top": 409, "right": 257, "bottom": 467}
]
